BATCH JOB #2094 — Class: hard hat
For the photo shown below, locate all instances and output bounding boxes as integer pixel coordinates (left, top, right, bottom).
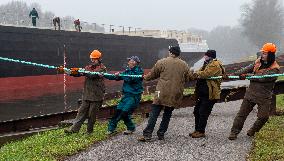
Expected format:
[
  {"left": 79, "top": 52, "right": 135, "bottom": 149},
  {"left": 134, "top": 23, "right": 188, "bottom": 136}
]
[
  {"left": 90, "top": 50, "right": 102, "bottom": 59},
  {"left": 260, "top": 43, "right": 277, "bottom": 53}
]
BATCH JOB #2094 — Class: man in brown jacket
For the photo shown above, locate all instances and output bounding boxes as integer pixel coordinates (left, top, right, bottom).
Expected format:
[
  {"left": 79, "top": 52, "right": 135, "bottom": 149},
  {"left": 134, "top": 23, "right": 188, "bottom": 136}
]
[
  {"left": 190, "top": 50, "right": 225, "bottom": 138},
  {"left": 138, "top": 46, "right": 195, "bottom": 142},
  {"left": 64, "top": 50, "right": 107, "bottom": 134},
  {"left": 228, "top": 43, "right": 280, "bottom": 140}
]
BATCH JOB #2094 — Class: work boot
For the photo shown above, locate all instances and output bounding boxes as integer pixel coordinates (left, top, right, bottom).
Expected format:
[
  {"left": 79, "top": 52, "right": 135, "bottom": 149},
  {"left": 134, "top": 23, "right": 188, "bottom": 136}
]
[
  {"left": 191, "top": 131, "right": 205, "bottom": 138},
  {"left": 228, "top": 132, "right": 238, "bottom": 140},
  {"left": 137, "top": 136, "right": 152, "bottom": 142},
  {"left": 64, "top": 129, "right": 78, "bottom": 134},
  {"left": 247, "top": 129, "right": 255, "bottom": 137},
  {"left": 189, "top": 131, "right": 198, "bottom": 137},
  {"left": 157, "top": 135, "right": 164, "bottom": 140},
  {"left": 123, "top": 130, "right": 135, "bottom": 135}
]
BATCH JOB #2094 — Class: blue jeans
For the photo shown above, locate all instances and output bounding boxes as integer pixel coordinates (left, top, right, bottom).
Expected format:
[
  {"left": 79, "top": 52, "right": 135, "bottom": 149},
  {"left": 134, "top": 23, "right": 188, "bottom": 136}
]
[{"left": 143, "top": 104, "right": 174, "bottom": 138}]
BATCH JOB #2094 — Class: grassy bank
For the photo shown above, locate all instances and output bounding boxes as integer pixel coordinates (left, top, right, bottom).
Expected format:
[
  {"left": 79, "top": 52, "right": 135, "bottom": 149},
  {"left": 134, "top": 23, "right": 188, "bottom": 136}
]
[
  {"left": 0, "top": 87, "right": 196, "bottom": 160},
  {"left": 0, "top": 117, "right": 142, "bottom": 161},
  {"left": 249, "top": 94, "right": 284, "bottom": 161}
]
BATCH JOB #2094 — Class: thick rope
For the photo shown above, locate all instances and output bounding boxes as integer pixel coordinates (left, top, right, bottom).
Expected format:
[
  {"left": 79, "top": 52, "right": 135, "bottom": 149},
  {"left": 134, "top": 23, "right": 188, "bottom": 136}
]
[{"left": 1, "top": 56, "right": 283, "bottom": 79}]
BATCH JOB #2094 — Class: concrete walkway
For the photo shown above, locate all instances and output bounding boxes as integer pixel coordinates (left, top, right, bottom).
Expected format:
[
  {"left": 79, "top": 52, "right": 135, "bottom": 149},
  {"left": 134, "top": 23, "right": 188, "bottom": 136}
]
[{"left": 67, "top": 100, "right": 257, "bottom": 161}]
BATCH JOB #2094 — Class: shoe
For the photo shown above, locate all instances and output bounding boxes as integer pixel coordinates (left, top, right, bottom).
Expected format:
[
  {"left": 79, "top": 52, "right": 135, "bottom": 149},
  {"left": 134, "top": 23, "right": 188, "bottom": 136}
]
[
  {"left": 228, "top": 133, "right": 238, "bottom": 140},
  {"left": 247, "top": 129, "right": 255, "bottom": 137},
  {"left": 157, "top": 135, "right": 164, "bottom": 140},
  {"left": 191, "top": 131, "right": 205, "bottom": 138},
  {"left": 64, "top": 129, "right": 78, "bottom": 134},
  {"left": 123, "top": 130, "right": 135, "bottom": 135},
  {"left": 189, "top": 131, "right": 198, "bottom": 137},
  {"left": 137, "top": 136, "right": 152, "bottom": 142}
]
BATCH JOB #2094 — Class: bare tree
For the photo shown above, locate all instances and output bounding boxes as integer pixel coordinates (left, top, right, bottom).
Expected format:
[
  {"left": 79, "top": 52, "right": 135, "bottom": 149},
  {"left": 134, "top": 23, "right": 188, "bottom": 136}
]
[{"left": 240, "top": 0, "right": 284, "bottom": 49}]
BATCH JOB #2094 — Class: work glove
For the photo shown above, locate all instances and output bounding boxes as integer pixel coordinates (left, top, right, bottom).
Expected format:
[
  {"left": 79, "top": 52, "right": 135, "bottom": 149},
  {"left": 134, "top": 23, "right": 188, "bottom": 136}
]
[
  {"left": 70, "top": 68, "right": 81, "bottom": 77},
  {"left": 57, "top": 66, "right": 65, "bottom": 74},
  {"left": 239, "top": 74, "right": 247, "bottom": 80}
]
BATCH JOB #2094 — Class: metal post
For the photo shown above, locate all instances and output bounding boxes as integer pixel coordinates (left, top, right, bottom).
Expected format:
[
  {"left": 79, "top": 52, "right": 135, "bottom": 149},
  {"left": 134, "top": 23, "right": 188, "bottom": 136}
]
[
  {"left": 109, "top": 24, "right": 114, "bottom": 32},
  {"left": 101, "top": 24, "right": 105, "bottom": 32},
  {"left": 119, "top": 26, "right": 124, "bottom": 34}
]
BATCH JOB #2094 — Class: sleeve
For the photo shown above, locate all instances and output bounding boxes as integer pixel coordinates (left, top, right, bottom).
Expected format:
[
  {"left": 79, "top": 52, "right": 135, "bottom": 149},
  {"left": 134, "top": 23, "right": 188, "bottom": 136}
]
[
  {"left": 85, "top": 65, "right": 107, "bottom": 79},
  {"left": 233, "top": 63, "right": 254, "bottom": 75},
  {"left": 185, "top": 65, "right": 197, "bottom": 82},
  {"left": 250, "top": 68, "right": 280, "bottom": 82},
  {"left": 103, "top": 74, "right": 122, "bottom": 81},
  {"left": 120, "top": 68, "right": 144, "bottom": 83},
  {"left": 144, "top": 60, "right": 162, "bottom": 81},
  {"left": 195, "top": 63, "right": 222, "bottom": 79},
  {"left": 103, "top": 67, "right": 123, "bottom": 81}
]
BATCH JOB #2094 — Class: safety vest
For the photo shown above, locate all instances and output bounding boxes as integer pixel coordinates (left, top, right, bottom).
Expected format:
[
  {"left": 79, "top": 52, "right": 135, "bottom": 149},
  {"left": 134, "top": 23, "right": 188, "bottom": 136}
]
[{"left": 253, "top": 58, "right": 280, "bottom": 74}]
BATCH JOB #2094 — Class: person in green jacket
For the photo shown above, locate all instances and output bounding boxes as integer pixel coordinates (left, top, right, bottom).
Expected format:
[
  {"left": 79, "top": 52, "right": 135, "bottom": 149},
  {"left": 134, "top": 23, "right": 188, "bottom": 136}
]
[
  {"left": 104, "top": 56, "right": 144, "bottom": 135},
  {"left": 29, "top": 8, "right": 39, "bottom": 27}
]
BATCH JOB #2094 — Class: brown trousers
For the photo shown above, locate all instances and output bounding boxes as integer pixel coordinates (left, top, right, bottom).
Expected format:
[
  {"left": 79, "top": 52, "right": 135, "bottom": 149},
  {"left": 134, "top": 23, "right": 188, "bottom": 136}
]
[
  {"left": 230, "top": 98, "right": 271, "bottom": 134},
  {"left": 69, "top": 100, "right": 102, "bottom": 133}
]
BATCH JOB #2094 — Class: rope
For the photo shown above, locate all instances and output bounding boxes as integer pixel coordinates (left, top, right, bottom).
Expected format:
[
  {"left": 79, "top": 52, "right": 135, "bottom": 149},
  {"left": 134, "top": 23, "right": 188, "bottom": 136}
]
[
  {"left": 1, "top": 56, "right": 283, "bottom": 79},
  {"left": 209, "top": 73, "right": 284, "bottom": 79},
  {"left": 0, "top": 56, "right": 142, "bottom": 78}
]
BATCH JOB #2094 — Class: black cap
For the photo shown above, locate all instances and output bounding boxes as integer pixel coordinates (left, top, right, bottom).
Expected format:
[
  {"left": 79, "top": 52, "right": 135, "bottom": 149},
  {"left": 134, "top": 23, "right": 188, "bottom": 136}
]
[
  {"left": 169, "top": 46, "right": 181, "bottom": 56},
  {"left": 205, "top": 50, "right": 216, "bottom": 58}
]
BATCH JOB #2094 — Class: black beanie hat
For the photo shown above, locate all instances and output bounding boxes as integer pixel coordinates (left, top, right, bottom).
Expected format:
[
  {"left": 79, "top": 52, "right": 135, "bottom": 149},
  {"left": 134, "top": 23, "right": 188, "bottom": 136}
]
[
  {"left": 205, "top": 50, "right": 216, "bottom": 58},
  {"left": 169, "top": 46, "right": 181, "bottom": 56}
]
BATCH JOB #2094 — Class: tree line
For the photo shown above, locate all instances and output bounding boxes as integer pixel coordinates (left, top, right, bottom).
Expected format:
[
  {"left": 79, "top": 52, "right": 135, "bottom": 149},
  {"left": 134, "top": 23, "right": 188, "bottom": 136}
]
[{"left": 0, "top": 1, "right": 104, "bottom": 32}]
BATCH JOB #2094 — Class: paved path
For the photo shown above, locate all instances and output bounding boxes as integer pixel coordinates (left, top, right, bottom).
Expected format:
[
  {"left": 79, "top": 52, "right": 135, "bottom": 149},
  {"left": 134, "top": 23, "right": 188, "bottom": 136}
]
[{"left": 67, "top": 100, "right": 257, "bottom": 161}]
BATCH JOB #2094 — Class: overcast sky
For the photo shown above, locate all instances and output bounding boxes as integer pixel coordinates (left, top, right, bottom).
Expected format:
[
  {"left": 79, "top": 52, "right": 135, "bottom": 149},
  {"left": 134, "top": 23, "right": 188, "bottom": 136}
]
[{"left": 0, "top": 0, "right": 255, "bottom": 31}]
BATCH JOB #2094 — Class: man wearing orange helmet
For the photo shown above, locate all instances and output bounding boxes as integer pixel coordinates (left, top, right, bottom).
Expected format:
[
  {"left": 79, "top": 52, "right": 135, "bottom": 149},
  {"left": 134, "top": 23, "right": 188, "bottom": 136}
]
[
  {"left": 228, "top": 43, "right": 280, "bottom": 140},
  {"left": 65, "top": 49, "right": 107, "bottom": 134}
]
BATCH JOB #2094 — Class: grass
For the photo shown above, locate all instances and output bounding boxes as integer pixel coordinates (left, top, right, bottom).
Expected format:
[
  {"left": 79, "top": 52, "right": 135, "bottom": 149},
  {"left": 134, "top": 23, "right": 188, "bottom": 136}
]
[
  {"left": 0, "top": 87, "right": 195, "bottom": 160},
  {"left": 276, "top": 94, "right": 284, "bottom": 112},
  {"left": 103, "top": 87, "right": 195, "bottom": 107},
  {"left": 0, "top": 117, "right": 143, "bottom": 161},
  {"left": 278, "top": 76, "right": 284, "bottom": 81},
  {"left": 248, "top": 94, "right": 284, "bottom": 161}
]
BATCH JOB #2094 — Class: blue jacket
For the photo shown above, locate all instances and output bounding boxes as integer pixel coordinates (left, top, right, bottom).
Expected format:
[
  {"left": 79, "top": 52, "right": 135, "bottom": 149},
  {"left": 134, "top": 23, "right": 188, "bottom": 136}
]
[{"left": 104, "top": 66, "right": 144, "bottom": 95}]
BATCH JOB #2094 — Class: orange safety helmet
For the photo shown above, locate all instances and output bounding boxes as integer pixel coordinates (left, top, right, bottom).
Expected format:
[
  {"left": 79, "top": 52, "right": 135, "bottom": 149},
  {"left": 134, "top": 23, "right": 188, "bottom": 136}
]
[
  {"left": 90, "top": 50, "right": 102, "bottom": 59},
  {"left": 260, "top": 43, "right": 277, "bottom": 53}
]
